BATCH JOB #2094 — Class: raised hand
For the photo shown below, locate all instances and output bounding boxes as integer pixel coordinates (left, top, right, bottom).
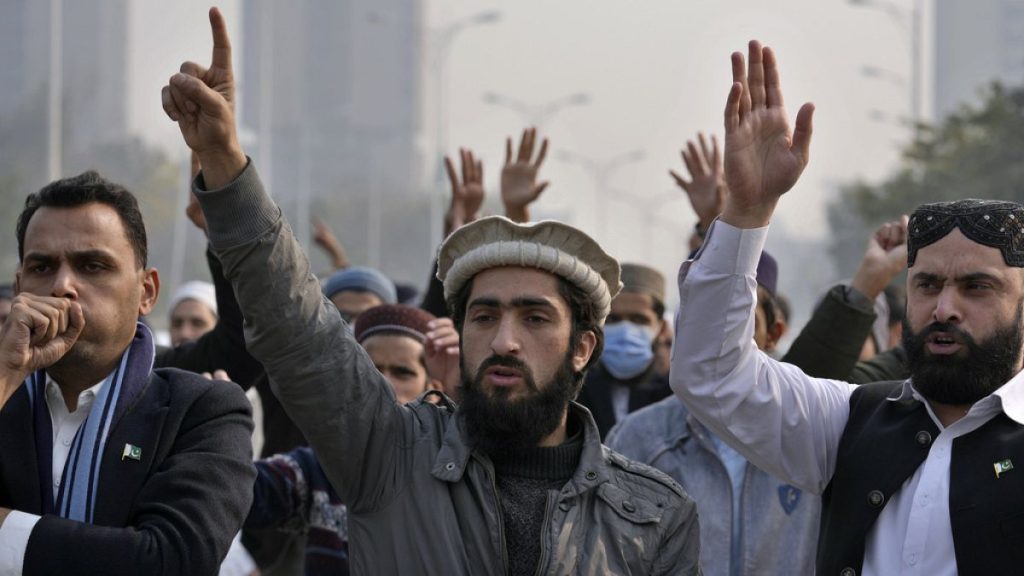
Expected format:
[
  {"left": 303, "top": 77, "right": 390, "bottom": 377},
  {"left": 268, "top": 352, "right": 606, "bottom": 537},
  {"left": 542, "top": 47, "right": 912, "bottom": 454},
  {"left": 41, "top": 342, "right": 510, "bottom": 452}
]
[
  {"left": 312, "top": 216, "right": 350, "bottom": 270},
  {"left": 424, "top": 318, "right": 460, "bottom": 396},
  {"left": 851, "top": 216, "right": 909, "bottom": 300},
  {"left": 0, "top": 294, "right": 85, "bottom": 408},
  {"left": 670, "top": 132, "right": 726, "bottom": 231},
  {"left": 443, "top": 149, "right": 485, "bottom": 236},
  {"left": 162, "top": 8, "right": 246, "bottom": 190},
  {"left": 501, "top": 127, "right": 549, "bottom": 223},
  {"left": 721, "top": 41, "right": 815, "bottom": 229}
]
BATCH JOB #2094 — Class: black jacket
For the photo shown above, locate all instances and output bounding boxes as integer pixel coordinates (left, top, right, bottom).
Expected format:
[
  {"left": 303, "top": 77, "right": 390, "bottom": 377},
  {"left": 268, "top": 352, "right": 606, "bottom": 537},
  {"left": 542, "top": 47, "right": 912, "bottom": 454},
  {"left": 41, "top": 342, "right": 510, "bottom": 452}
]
[
  {"left": 154, "top": 248, "right": 306, "bottom": 457},
  {"left": 0, "top": 368, "right": 255, "bottom": 576}
]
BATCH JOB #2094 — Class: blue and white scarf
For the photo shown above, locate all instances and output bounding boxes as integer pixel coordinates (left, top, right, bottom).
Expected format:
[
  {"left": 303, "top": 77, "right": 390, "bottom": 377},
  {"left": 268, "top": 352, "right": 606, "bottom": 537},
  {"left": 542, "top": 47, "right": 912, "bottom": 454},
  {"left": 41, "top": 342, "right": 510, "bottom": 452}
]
[{"left": 25, "top": 322, "right": 155, "bottom": 523}]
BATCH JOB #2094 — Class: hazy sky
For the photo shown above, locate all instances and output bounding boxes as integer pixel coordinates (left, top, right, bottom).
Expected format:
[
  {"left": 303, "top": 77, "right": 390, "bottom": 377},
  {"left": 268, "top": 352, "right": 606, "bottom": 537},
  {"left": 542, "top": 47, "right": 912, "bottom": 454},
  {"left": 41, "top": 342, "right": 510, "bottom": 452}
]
[
  {"left": 128, "top": 0, "right": 933, "bottom": 316},
  {"left": 130, "top": 0, "right": 929, "bottom": 227}
]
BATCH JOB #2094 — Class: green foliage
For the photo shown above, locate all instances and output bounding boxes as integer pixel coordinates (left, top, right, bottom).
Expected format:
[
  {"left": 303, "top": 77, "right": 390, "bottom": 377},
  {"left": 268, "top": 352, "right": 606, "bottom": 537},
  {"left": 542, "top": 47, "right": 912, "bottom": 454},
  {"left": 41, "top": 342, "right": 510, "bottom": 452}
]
[{"left": 828, "top": 82, "right": 1024, "bottom": 274}]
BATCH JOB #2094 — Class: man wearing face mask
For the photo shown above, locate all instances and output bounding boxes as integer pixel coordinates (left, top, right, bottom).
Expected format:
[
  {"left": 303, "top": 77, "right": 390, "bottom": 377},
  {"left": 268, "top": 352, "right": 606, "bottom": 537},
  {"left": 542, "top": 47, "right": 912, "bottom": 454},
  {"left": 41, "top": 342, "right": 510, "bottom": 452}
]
[{"left": 577, "top": 263, "right": 672, "bottom": 439}]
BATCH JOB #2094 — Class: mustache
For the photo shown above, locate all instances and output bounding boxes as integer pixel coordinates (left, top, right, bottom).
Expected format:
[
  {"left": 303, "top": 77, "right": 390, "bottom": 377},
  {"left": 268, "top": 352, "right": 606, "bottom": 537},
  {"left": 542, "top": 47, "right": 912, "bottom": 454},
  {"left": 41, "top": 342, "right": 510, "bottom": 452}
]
[
  {"left": 475, "top": 355, "right": 537, "bottom": 391},
  {"left": 916, "top": 322, "right": 976, "bottom": 345}
]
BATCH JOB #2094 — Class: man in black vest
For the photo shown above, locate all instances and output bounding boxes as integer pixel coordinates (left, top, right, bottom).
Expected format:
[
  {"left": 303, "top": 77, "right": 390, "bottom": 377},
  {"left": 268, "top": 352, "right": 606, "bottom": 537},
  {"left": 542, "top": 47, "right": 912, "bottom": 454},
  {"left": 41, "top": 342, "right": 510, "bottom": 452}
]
[{"left": 672, "top": 39, "right": 1024, "bottom": 575}]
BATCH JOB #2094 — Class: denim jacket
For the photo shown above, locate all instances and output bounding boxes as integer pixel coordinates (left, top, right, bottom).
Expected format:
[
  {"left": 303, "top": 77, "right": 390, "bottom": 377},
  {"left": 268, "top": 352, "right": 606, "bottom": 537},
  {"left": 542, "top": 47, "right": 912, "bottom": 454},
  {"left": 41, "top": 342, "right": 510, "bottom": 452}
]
[{"left": 608, "top": 396, "right": 819, "bottom": 576}]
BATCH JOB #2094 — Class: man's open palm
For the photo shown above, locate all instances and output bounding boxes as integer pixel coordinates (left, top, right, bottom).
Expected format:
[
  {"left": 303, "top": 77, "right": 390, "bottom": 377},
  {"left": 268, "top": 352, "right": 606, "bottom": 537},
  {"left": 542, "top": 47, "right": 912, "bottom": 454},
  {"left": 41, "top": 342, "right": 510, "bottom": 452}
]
[{"left": 722, "top": 41, "right": 814, "bottom": 227}]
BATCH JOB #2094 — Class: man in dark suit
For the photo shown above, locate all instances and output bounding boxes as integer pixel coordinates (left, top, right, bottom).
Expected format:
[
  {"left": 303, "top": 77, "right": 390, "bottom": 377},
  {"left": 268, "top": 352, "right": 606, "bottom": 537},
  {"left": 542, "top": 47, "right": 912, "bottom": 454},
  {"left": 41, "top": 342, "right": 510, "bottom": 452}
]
[
  {"left": 0, "top": 169, "right": 255, "bottom": 575},
  {"left": 577, "top": 263, "right": 674, "bottom": 438}
]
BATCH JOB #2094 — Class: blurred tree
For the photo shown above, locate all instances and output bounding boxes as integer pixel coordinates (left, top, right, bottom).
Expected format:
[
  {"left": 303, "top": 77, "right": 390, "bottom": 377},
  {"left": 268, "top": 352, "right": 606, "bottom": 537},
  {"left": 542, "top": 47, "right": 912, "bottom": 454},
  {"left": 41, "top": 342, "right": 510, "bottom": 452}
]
[
  {"left": 0, "top": 93, "right": 201, "bottom": 327},
  {"left": 828, "top": 82, "right": 1024, "bottom": 275}
]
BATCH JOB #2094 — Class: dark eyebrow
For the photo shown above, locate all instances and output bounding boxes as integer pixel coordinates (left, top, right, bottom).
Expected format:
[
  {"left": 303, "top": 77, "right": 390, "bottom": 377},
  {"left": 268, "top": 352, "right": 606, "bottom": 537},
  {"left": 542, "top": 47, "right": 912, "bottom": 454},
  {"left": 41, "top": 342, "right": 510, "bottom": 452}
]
[
  {"left": 24, "top": 249, "right": 117, "bottom": 262},
  {"left": 911, "top": 271, "right": 1003, "bottom": 285},
  {"left": 467, "top": 296, "right": 559, "bottom": 311},
  {"left": 70, "top": 249, "right": 120, "bottom": 264},
  {"left": 958, "top": 272, "right": 1002, "bottom": 285},
  {"left": 22, "top": 252, "right": 56, "bottom": 264},
  {"left": 467, "top": 297, "right": 501, "bottom": 309},
  {"left": 510, "top": 297, "right": 557, "bottom": 311}
]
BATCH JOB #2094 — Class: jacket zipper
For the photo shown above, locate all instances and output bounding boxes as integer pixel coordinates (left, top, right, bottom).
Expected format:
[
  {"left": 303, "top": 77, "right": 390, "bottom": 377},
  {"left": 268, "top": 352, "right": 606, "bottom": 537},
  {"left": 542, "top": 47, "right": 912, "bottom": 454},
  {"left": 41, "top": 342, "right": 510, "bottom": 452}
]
[
  {"left": 532, "top": 490, "right": 557, "bottom": 576},
  {"left": 486, "top": 465, "right": 510, "bottom": 575}
]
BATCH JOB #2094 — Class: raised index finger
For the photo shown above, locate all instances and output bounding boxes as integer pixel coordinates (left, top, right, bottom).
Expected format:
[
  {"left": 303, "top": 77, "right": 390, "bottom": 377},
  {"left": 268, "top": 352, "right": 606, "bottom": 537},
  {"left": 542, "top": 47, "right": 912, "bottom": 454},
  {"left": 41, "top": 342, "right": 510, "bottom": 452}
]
[{"left": 209, "top": 7, "right": 233, "bottom": 71}]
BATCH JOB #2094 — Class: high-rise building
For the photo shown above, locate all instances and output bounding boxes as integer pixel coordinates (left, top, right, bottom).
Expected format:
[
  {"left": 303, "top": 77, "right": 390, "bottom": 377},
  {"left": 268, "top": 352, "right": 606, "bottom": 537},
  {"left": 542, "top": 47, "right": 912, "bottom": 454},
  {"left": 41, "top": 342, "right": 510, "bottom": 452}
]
[
  {"left": 934, "top": 0, "right": 1024, "bottom": 118},
  {"left": 241, "top": 0, "right": 425, "bottom": 281},
  {"left": 0, "top": 0, "right": 129, "bottom": 188}
]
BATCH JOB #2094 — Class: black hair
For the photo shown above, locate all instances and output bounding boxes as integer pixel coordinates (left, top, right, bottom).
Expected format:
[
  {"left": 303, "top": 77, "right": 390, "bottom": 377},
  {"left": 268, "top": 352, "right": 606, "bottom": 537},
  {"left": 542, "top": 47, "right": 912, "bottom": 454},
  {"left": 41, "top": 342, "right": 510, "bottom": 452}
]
[
  {"left": 652, "top": 298, "right": 666, "bottom": 319},
  {"left": 16, "top": 171, "right": 148, "bottom": 268},
  {"left": 757, "top": 285, "right": 781, "bottom": 328}
]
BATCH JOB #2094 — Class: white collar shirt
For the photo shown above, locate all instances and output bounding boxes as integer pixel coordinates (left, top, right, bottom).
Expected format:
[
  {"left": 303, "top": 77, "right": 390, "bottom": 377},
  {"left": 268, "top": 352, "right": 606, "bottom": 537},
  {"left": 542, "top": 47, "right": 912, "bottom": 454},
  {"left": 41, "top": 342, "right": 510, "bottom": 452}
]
[
  {"left": 0, "top": 376, "right": 104, "bottom": 576},
  {"left": 671, "top": 220, "right": 1024, "bottom": 576},
  {"left": 44, "top": 376, "right": 104, "bottom": 501},
  {"left": 862, "top": 376, "right": 1024, "bottom": 576}
]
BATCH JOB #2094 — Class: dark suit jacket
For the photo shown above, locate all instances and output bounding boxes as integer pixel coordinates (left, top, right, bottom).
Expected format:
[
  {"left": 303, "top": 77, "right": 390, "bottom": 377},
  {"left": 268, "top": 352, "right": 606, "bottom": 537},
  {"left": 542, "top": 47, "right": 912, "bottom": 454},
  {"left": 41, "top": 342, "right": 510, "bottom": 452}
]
[
  {"left": 0, "top": 367, "right": 255, "bottom": 576},
  {"left": 578, "top": 363, "right": 673, "bottom": 440}
]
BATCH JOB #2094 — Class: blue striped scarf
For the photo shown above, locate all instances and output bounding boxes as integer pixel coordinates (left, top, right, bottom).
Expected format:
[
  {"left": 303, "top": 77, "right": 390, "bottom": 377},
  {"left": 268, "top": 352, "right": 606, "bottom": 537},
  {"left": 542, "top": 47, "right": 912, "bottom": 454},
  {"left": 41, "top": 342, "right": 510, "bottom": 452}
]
[{"left": 25, "top": 322, "right": 155, "bottom": 523}]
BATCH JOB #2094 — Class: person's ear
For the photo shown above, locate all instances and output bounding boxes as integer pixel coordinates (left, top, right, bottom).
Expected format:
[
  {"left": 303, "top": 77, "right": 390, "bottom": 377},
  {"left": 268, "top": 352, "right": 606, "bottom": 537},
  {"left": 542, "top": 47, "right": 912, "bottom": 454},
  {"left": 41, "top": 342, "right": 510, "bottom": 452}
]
[
  {"left": 139, "top": 268, "right": 160, "bottom": 316},
  {"left": 572, "top": 330, "right": 598, "bottom": 372},
  {"left": 764, "top": 318, "right": 787, "bottom": 353},
  {"left": 656, "top": 318, "right": 669, "bottom": 341}
]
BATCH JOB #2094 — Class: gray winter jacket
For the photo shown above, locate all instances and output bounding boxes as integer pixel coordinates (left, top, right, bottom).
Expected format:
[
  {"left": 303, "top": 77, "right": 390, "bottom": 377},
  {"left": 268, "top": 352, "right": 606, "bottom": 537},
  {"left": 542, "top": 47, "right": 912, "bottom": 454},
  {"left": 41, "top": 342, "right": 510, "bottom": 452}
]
[
  {"left": 196, "top": 161, "right": 702, "bottom": 575},
  {"left": 607, "top": 398, "right": 819, "bottom": 576}
]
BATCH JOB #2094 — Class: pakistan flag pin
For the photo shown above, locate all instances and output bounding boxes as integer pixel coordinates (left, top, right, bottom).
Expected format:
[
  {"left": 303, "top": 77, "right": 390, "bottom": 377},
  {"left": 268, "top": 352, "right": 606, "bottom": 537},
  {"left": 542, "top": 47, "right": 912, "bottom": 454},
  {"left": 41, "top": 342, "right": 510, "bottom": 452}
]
[
  {"left": 122, "top": 444, "right": 142, "bottom": 462},
  {"left": 994, "top": 459, "right": 1014, "bottom": 478}
]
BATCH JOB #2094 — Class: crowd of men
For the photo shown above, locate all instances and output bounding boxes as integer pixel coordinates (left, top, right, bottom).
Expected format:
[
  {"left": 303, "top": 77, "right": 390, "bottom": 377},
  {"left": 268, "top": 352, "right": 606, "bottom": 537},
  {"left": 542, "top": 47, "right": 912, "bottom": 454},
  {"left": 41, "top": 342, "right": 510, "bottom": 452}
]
[{"left": 0, "top": 7, "right": 1020, "bottom": 576}]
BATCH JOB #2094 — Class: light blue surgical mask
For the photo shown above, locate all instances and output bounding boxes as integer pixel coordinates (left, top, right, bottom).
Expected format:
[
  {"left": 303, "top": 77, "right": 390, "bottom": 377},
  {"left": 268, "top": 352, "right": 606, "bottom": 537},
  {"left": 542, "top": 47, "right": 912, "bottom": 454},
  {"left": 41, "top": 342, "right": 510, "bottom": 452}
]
[{"left": 601, "top": 321, "right": 656, "bottom": 380}]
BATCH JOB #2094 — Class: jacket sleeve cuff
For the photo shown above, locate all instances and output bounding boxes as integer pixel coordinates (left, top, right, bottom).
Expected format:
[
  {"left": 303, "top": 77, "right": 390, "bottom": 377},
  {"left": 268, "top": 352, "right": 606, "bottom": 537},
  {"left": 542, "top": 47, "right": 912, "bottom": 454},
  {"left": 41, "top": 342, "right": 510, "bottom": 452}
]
[
  {"left": 0, "top": 511, "right": 40, "bottom": 574},
  {"left": 193, "top": 158, "right": 281, "bottom": 251},
  {"left": 840, "top": 285, "right": 877, "bottom": 312},
  {"left": 695, "top": 219, "right": 769, "bottom": 277}
]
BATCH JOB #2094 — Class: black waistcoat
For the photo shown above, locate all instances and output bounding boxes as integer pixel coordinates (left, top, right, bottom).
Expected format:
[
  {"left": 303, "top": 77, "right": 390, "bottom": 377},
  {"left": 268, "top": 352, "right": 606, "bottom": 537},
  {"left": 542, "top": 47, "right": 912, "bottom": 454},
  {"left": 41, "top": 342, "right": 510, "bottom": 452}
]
[{"left": 817, "top": 380, "right": 1024, "bottom": 576}]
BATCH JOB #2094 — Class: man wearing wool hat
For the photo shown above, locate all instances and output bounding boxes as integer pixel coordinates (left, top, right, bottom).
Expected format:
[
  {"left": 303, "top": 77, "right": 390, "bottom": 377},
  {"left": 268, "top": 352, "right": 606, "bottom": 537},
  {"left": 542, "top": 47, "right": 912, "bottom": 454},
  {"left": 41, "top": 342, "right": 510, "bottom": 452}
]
[
  {"left": 575, "top": 263, "right": 674, "bottom": 438},
  {"left": 162, "top": 13, "right": 699, "bottom": 573},
  {"left": 673, "top": 39, "right": 1024, "bottom": 574},
  {"left": 321, "top": 265, "right": 398, "bottom": 322}
]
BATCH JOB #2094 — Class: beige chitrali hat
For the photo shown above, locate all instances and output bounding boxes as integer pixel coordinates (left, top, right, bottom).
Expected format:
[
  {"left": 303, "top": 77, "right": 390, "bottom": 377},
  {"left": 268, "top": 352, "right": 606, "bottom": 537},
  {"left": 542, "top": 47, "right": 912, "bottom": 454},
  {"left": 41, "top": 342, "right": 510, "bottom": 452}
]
[{"left": 437, "top": 216, "right": 622, "bottom": 324}]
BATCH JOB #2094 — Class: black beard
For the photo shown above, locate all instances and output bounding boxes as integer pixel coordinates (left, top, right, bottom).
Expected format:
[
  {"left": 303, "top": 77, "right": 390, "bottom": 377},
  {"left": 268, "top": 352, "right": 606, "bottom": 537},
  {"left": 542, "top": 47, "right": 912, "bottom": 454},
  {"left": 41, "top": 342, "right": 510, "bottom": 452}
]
[
  {"left": 458, "top": 351, "right": 577, "bottom": 455},
  {"left": 903, "top": 303, "right": 1024, "bottom": 405}
]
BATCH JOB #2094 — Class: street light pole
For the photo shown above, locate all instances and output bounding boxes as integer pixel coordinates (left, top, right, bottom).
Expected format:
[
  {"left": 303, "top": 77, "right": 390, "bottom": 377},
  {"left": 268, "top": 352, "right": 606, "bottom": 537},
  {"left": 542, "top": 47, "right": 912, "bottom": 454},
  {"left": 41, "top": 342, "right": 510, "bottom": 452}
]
[
  {"left": 482, "top": 92, "right": 591, "bottom": 128},
  {"left": 849, "top": 0, "right": 923, "bottom": 130},
  {"left": 428, "top": 11, "right": 501, "bottom": 245},
  {"left": 48, "top": 0, "right": 63, "bottom": 182},
  {"left": 911, "top": 0, "right": 922, "bottom": 127},
  {"left": 557, "top": 149, "right": 646, "bottom": 241}
]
